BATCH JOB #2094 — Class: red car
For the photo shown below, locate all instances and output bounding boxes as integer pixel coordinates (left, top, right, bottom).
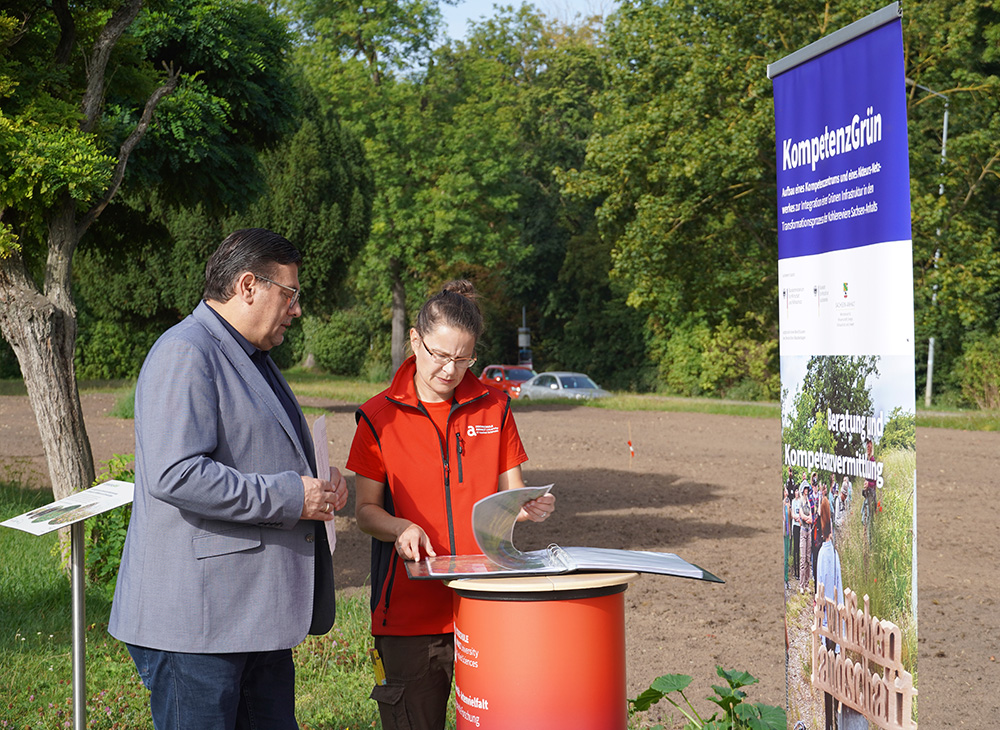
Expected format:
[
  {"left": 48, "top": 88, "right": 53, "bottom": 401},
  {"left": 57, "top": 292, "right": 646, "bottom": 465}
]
[{"left": 479, "top": 364, "right": 536, "bottom": 398}]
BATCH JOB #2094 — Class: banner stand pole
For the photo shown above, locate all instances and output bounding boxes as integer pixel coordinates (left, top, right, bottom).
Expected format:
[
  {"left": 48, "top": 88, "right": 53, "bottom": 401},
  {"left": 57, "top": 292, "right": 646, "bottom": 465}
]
[{"left": 71, "top": 521, "right": 87, "bottom": 730}]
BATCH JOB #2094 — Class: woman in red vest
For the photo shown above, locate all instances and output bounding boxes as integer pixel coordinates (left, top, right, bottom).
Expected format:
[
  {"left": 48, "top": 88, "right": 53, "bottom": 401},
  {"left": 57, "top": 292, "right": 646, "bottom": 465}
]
[{"left": 348, "top": 280, "right": 555, "bottom": 730}]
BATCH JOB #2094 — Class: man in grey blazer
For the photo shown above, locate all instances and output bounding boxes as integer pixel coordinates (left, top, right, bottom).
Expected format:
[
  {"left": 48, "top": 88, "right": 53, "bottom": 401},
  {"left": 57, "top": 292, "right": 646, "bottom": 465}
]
[{"left": 109, "top": 228, "right": 348, "bottom": 729}]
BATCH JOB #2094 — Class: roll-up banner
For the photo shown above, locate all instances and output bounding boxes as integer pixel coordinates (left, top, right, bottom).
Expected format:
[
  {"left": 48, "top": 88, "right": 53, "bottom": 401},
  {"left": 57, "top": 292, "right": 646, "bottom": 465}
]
[{"left": 768, "top": 4, "right": 917, "bottom": 729}]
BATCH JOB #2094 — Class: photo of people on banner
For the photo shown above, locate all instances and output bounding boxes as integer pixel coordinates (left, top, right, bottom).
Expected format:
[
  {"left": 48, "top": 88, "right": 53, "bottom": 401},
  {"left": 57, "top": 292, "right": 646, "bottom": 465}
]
[{"left": 781, "top": 355, "right": 916, "bottom": 730}]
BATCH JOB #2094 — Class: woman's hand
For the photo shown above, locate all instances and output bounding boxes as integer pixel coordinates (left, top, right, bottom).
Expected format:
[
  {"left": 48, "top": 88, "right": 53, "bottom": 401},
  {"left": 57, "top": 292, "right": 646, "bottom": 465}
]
[
  {"left": 518, "top": 493, "right": 556, "bottom": 523},
  {"left": 395, "top": 522, "right": 437, "bottom": 562}
]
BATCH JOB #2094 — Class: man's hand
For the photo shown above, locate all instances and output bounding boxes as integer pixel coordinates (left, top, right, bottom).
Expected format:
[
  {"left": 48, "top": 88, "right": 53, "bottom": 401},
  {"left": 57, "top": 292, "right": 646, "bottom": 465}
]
[{"left": 301, "top": 467, "right": 348, "bottom": 521}]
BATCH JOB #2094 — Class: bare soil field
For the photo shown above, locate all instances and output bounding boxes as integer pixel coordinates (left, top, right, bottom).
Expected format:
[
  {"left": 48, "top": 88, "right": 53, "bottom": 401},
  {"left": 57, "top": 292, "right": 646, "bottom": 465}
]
[{"left": 1, "top": 392, "right": 996, "bottom": 727}]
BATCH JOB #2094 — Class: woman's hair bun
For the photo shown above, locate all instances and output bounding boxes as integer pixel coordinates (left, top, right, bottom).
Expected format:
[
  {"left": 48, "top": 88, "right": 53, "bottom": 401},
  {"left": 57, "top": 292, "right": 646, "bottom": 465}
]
[
  {"left": 415, "top": 279, "right": 484, "bottom": 340},
  {"left": 441, "top": 279, "right": 477, "bottom": 300}
]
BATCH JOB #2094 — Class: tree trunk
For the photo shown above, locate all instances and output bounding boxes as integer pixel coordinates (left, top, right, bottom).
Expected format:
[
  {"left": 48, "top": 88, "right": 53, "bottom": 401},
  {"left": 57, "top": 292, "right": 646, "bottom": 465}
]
[
  {"left": 0, "top": 3, "right": 174, "bottom": 507},
  {"left": 390, "top": 258, "right": 407, "bottom": 374},
  {"left": 0, "top": 196, "right": 95, "bottom": 501}
]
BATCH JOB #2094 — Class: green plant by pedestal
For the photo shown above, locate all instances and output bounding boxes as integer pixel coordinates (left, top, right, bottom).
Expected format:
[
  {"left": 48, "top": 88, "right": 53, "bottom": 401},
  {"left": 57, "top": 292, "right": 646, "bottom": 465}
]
[{"left": 629, "top": 666, "right": 786, "bottom": 730}]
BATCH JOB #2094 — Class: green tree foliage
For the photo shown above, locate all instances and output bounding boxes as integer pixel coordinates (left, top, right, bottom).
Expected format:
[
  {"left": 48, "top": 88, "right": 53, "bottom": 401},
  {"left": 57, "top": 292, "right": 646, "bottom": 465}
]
[
  {"left": 121, "top": 0, "right": 298, "bottom": 208},
  {"left": 465, "top": 10, "right": 653, "bottom": 389},
  {"left": 74, "top": 84, "right": 374, "bottom": 376},
  {"left": 699, "top": 314, "right": 780, "bottom": 400},
  {"left": 227, "top": 88, "right": 375, "bottom": 368},
  {"left": 903, "top": 1, "right": 1000, "bottom": 401},
  {"left": 237, "top": 90, "right": 373, "bottom": 311},
  {"left": 0, "top": 0, "right": 295, "bottom": 500},
  {"left": 0, "top": 12, "right": 115, "bottom": 257},
  {"left": 293, "top": 1, "right": 579, "bottom": 371},
  {"left": 9, "top": 0, "right": 1000, "bottom": 411},
  {"left": 561, "top": 0, "right": 931, "bottom": 397},
  {"left": 560, "top": 0, "right": 802, "bottom": 393},
  {"left": 293, "top": 2, "right": 636, "bottom": 381},
  {"left": 540, "top": 226, "right": 652, "bottom": 391},
  {"left": 67, "top": 0, "right": 300, "bottom": 370},
  {"left": 74, "top": 200, "right": 217, "bottom": 379},
  {"left": 1, "top": 1, "right": 176, "bottom": 501}
]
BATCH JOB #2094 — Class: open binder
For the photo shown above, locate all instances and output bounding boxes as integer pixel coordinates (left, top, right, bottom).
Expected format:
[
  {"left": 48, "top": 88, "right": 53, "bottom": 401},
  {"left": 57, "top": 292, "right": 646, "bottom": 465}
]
[{"left": 405, "top": 485, "right": 722, "bottom": 583}]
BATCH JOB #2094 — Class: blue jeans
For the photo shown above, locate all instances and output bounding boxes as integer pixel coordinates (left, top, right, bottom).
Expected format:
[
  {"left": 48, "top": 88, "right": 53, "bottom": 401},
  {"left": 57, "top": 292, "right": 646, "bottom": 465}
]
[{"left": 126, "top": 644, "right": 297, "bottom": 730}]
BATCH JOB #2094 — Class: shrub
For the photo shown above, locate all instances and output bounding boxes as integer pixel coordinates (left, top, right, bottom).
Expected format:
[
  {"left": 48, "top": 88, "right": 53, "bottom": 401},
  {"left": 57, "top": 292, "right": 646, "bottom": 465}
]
[
  {"left": 270, "top": 323, "right": 306, "bottom": 370},
  {"left": 110, "top": 383, "right": 137, "bottom": 419},
  {"left": 85, "top": 454, "right": 135, "bottom": 599},
  {"left": 75, "top": 318, "right": 159, "bottom": 380},
  {"left": 304, "top": 310, "right": 371, "bottom": 376},
  {"left": 700, "top": 315, "right": 779, "bottom": 401},
  {"left": 657, "top": 320, "right": 711, "bottom": 396},
  {"left": 953, "top": 333, "right": 1000, "bottom": 409},
  {"left": 360, "top": 357, "right": 391, "bottom": 383},
  {"left": 653, "top": 315, "right": 778, "bottom": 400}
]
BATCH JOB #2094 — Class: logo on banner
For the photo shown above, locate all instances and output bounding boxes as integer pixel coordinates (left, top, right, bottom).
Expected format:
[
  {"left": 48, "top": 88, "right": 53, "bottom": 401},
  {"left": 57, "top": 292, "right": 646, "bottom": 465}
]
[{"left": 844, "top": 282, "right": 849, "bottom": 298}]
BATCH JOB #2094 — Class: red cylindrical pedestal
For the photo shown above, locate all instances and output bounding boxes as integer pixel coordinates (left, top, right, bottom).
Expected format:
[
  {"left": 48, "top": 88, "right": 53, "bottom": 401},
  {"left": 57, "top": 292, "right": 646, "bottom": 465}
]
[{"left": 447, "top": 572, "right": 637, "bottom": 730}]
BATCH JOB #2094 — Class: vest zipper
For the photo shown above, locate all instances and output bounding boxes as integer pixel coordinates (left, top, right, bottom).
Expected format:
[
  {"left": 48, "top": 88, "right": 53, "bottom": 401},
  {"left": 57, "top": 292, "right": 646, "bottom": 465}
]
[
  {"left": 381, "top": 552, "right": 398, "bottom": 626},
  {"left": 442, "top": 445, "right": 455, "bottom": 554},
  {"left": 455, "top": 431, "right": 464, "bottom": 483}
]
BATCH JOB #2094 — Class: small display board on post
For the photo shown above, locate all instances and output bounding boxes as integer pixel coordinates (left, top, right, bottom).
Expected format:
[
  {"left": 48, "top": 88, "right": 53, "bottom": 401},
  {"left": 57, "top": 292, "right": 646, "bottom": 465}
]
[
  {"left": 2, "top": 479, "right": 135, "bottom": 730},
  {"left": 2, "top": 480, "right": 133, "bottom": 536}
]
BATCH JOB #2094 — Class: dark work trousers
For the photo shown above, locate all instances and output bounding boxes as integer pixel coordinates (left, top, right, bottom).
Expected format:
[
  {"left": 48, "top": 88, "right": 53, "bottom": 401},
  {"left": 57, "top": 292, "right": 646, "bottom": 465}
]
[{"left": 371, "top": 633, "right": 455, "bottom": 730}]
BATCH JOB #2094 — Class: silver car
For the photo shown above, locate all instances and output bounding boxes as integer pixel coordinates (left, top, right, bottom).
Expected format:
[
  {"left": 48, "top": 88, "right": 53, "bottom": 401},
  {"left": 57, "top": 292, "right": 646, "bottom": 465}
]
[{"left": 517, "top": 371, "right": 610, "bottom": 401}]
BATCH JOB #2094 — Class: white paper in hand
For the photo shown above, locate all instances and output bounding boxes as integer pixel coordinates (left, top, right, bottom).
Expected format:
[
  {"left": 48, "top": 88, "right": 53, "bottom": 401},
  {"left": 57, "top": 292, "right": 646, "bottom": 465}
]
[{"left": 311, "top": 414, "right": 336, "bottom": 554}]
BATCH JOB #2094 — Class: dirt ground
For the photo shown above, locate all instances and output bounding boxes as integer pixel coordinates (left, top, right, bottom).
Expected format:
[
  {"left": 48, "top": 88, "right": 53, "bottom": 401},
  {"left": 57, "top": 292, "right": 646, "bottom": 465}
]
[{"left": 1, "top": 392, "right": 996, "bottom": 727}]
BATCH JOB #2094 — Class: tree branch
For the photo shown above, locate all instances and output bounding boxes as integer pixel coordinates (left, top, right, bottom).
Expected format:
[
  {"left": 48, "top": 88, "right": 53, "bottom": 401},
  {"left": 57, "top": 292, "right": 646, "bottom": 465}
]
[
  {"left": 80, "top": 0, "right": 145, "bottom": 133},
  {"left": 958, "top": 149, "right": 1000, "bottom": 212},
  {"left": 52, "top": 0, "right": 76, "bottom": 67},
  {"left": 78, "top": 62, "right": 181, "bottom": 236}
]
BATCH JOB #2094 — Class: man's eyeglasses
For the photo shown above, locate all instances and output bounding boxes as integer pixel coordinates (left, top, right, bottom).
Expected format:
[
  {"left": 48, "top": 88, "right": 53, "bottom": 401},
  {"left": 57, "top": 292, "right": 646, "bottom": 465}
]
[
  {"left": 420, "top": 338, "right": 477, "bottom": 369},
  {"left": 255, "top": 275, "right": 301, "bottom": 309}
]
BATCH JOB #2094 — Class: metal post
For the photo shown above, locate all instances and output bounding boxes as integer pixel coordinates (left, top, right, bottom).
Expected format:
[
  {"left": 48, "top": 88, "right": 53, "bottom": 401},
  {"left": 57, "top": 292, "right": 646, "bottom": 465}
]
[
  {"left": 71, "top": 521, "right": 87, "bottom": 730},
  {"left": 924, "top": 335, "right": 935, "bottom": 407},
  {"left": 905, "top": 78, "right": 949, "bottom": 407}
]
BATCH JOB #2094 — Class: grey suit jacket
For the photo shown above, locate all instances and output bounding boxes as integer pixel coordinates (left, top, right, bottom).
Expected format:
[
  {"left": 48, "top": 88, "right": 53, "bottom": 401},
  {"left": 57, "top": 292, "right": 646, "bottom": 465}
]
[{"left": 109, "top": 301, "right": 335, "bottom": 652}]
